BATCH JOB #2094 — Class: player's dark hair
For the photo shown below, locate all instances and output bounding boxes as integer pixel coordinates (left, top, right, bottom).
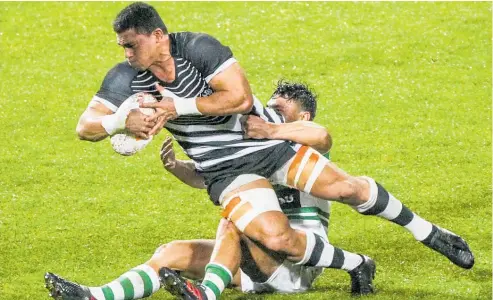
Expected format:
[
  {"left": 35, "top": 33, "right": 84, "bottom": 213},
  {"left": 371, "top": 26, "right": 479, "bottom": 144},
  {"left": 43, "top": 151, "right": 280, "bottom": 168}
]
[
  {"left": 113, "top": 2, "right": 168, "bottom": 35},
  {"left": 271, "top": 80, "right": 317, "bottom": 120}
]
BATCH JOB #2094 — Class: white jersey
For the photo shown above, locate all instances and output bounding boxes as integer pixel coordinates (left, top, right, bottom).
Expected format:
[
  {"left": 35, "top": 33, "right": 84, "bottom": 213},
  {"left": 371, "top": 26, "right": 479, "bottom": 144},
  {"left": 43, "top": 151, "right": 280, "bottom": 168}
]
[{"left": 276, "top": 186, "right": 330, "bottom": 242}]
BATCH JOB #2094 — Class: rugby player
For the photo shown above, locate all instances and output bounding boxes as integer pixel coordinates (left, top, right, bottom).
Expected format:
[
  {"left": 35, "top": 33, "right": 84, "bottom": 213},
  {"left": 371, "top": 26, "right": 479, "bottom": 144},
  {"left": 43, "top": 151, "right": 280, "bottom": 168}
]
[
  {"left": 45, "top": 81, "right": 375, "bottom": 300},
  {"left": 60, "top": 2, "right": 474, "bottom": 299}
]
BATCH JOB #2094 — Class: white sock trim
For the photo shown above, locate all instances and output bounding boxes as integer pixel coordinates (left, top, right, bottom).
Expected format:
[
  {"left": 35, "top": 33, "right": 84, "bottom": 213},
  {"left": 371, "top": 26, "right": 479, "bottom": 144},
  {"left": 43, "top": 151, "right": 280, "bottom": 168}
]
[
  {"left": 354, "top": 176, "right": 378, "bottom": 213},
  {"left": 207, "top": 262, "right": 233, "bottom": 281},
  {"left": 295, "top": 231, "right": 315, "bottom": 265}
]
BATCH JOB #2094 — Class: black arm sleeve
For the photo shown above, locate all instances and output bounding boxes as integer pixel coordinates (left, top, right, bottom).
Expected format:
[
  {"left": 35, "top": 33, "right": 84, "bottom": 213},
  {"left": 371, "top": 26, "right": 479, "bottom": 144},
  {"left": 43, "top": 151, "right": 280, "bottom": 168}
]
[
  {"left": 95, "top": 62, "right": 139, "bottom": 109},
  {"left": 182, "top": 33, "right": 234, "bottom": 79}
]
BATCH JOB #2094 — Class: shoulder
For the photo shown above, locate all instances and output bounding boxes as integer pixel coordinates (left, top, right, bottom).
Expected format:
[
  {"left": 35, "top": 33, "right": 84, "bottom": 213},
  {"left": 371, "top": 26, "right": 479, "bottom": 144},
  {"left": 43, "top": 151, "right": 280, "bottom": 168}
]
[
  {"left": 96, "top": 62, "right": 140, "bottom": 109},
  {"left": 102, "top": 62, "right": 140, "bottom": 86},
  {"left": 171, "top": 32, "right": 233, "bottom": 79},
  {"left": 172, "top": 32, "right": 229, "bottom": 54}
]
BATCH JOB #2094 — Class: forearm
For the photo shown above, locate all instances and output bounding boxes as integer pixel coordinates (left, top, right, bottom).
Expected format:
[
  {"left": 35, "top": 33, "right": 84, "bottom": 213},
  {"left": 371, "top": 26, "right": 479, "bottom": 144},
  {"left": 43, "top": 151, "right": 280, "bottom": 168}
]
[
  {"left": 196, "top": 90, "right": 253, "bottom": 116},
  {"left": 269, "top": 121, "right": 332, "bottom": 153},
  {"left": 197, "top": 62, "right": 253, "bottom": 116},
  {"left": 165, "top": 159, "right": 206, "bottom": 189}
]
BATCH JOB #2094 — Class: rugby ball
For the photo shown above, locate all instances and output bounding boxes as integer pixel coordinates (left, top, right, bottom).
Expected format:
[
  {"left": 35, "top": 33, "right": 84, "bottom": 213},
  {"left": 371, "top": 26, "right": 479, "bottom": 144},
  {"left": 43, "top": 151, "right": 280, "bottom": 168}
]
[{"left": 110, "top": 93, "right": 157, "bottom": 156}]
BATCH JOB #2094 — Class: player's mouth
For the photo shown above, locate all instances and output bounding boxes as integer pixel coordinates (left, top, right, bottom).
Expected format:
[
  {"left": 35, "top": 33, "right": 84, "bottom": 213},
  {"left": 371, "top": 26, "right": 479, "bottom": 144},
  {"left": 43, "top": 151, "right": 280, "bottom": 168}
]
[{"left": 127, "top": 59, "right": 143, "bottom": 70}]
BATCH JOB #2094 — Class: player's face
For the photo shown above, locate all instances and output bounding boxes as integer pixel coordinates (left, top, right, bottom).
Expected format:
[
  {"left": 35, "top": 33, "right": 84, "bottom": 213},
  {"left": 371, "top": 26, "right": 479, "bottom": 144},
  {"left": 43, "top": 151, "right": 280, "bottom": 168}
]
[
  {"left": 268, "top": 96, "right": 311, "bottom": 123},
  {"left": 117, "top": 29, "right": 158, "bottom": 70}
]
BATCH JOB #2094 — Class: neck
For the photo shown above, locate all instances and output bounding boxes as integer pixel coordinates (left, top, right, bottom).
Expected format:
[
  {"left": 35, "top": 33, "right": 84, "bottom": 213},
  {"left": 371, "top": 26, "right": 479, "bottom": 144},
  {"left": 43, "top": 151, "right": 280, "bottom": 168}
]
[
  {"left": 148, "top": 35, "right": 175, "bottom": 82},
  {"left": 150, "top": 35, "right": 173, "bottom": 72}
]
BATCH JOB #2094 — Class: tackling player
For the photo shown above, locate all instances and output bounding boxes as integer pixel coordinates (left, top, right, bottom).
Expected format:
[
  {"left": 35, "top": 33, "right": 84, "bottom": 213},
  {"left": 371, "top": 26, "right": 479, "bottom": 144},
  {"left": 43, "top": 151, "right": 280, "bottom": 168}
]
[
  {"left": 63, "top": 2, "right": 474, "bottom": 299},
  {"left": 45, "top": 82, "right": 375, "bottom": 299}
]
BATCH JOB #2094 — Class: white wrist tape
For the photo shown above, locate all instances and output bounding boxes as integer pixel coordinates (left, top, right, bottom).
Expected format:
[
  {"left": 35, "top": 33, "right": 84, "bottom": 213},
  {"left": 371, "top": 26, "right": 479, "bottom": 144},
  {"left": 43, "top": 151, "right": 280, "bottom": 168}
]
[
  {"left": 173, "top": 97, "right": 201, "bottom": 116},
  {"left": 101, "top": 112, "right": 127, "bottom": 135}
]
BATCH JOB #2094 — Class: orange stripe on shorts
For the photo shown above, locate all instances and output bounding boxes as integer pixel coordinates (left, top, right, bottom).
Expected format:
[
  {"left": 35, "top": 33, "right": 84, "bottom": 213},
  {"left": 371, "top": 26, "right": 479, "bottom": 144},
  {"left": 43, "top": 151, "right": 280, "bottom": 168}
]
[
  {"left": 297, "top": 153, "right": 319, "bottom": 191},
  {"left": 287, "top": 146, "right": 309, "bottom": 187},
  {"left": 230, "top": 202, "right": 253, "bottom": 223},
  {"left": 221, "top": 197, "right": 241, "bottom": 219}
]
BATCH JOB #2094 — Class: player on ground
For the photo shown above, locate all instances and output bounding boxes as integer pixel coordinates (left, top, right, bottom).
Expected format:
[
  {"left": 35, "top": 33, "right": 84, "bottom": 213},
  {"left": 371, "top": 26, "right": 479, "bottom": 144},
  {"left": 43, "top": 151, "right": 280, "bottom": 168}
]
[
  {"left": 45, "top": 82, "right": 375, "bottom": 299},
  {"left": 71, "top": 2, "right": 473, "bottom": 299}
]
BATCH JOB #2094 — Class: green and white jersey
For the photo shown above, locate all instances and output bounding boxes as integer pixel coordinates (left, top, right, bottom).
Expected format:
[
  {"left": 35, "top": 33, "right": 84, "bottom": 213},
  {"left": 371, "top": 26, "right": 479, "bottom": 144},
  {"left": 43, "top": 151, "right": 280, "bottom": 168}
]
[{"left": 275, "top": 185, "right": 331, "bottom": 241}]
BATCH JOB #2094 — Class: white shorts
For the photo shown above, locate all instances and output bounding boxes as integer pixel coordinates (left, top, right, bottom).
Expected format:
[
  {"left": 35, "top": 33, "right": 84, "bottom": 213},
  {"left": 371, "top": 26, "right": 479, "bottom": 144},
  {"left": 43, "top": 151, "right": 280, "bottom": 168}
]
[
  {"left": 240, "top": 260, "right": 323, "bottom": 294},
  {"left": 219, "top": 145, "right": 330, "bottom": 232}
]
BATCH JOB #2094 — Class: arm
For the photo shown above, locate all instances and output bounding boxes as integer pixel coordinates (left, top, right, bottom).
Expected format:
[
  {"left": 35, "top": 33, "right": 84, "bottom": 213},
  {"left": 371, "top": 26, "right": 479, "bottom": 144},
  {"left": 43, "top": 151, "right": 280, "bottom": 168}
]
[
  {"left": 76, "top": 100, "right": 114, "bottom": 142},
  {"left": 143, "top": 63, "right": 253, "bottom": 134},
  {"left": 243, "top": 116, "right": 332, "bottom": 154},
  {"left": 160, "top": 137, "right": 206, "bottom": 189},
  {"left": 76, "top": 97, "right": 157, "bottom": 142},
  {"left": 197, "top": 62, "right": 253, "bottom": 115}
]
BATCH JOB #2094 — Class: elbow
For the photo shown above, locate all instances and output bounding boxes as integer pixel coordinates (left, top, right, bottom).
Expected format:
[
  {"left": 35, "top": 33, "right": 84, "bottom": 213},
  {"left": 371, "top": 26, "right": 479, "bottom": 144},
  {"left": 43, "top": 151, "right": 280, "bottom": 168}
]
[
  {"left": 236, "top": 93, "right": 253, "bottom": 114},
  {"left": 76, "top": 122, "right": 103, "bottom": 142},
  {"left": 76, "top": 123, "right": 89, "bottom": 140},
  {"left": 318, "top": 131, "right": 332, "bottom": 154}
]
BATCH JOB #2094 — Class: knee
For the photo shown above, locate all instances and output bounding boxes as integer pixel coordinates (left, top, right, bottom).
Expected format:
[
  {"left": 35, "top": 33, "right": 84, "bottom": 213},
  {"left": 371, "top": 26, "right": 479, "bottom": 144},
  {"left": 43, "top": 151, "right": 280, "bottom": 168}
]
[
  {"left": 259, "top": 227, "right": 298, "bottom": 253},
  {"left": 354, "top": 176, "right": 371, "bottom": 200},
  {"left": 339, "top": 177, "right": 369, "bottom": 201}
]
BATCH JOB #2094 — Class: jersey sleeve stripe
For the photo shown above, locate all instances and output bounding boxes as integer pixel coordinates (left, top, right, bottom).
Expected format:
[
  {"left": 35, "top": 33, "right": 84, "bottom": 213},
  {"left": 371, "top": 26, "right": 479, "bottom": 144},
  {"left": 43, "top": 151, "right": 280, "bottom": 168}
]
[
  {"left": 205, "top": 57, "right": 237, "bottom": 83},
  {"left": 92, "top": 95, "right": 118, "bottom": 112}
]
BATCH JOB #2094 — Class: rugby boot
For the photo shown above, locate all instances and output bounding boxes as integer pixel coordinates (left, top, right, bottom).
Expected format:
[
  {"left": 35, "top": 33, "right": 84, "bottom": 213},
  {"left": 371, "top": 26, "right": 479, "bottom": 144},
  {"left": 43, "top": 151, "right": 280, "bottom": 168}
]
[
  {"left": 348, "top": 255, "right": 376, "bottom": 296},
  {"left": 159, "top": 267, "right": 208, "bottom": 300},
  {"left": 421, "top": 225, "right": 474, "bottom": 269},
  {"left": 44, "top": 272, "right": 95, "bottom": 300}
]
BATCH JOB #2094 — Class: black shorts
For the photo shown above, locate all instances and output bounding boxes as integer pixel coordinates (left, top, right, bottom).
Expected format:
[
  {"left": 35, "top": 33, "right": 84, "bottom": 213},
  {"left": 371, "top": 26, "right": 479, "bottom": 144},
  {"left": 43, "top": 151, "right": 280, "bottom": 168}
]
[{"left": 199, "top": 142, "right": 297, "bottom": 205}]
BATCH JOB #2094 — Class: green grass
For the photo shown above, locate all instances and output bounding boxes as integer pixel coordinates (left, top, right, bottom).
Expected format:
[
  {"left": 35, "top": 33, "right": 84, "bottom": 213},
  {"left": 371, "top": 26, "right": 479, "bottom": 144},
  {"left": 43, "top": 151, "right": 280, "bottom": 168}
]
[{"left": 0, "top": 2, "right": 491, "bottom": 299}]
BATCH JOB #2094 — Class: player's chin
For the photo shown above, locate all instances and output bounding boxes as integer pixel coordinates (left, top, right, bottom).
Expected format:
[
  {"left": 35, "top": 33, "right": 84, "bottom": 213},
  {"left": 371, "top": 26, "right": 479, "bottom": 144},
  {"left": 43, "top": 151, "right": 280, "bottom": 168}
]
[{"left": 127, "top": 60, "right": 146, "bottom": 71}]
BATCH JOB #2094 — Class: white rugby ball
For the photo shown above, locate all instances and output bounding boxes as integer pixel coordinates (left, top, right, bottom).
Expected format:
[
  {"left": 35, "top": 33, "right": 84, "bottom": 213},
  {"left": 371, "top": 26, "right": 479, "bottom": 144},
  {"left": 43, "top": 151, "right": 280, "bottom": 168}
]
[{"left": 110, "top": 93, "right": 157, "bottom": 156}]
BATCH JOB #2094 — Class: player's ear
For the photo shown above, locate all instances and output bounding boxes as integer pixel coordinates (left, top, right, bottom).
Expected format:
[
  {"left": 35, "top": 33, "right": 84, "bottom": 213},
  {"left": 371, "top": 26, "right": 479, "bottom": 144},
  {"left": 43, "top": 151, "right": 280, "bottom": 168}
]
[
  {"left": 299, "top": 111, "right": 311, "bottom": 121},
  {"left": 153, "top": 28, "right": 165, "bottom": 42}
]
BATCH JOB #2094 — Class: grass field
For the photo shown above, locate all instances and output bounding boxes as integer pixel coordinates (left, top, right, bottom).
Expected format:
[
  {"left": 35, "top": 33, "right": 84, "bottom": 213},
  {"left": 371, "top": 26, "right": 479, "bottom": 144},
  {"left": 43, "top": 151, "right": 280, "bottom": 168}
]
[{"left": 0, "top": 2, "right": 491, "bottom": 299}]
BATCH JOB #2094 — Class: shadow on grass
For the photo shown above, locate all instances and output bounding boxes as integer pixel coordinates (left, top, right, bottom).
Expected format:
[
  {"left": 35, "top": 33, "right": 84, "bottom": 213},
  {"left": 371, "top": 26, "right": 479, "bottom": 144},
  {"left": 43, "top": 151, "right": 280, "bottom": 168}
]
[{"left": 224, "top": 279, "right": 491, "bottom": 300}]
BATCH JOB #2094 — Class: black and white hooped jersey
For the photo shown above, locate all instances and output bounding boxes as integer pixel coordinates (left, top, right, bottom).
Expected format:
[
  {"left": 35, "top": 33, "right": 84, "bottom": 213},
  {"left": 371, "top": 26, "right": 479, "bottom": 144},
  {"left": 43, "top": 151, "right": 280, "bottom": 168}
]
[{"left": 94, "top": 31, "right": 288, "bottom": 172}]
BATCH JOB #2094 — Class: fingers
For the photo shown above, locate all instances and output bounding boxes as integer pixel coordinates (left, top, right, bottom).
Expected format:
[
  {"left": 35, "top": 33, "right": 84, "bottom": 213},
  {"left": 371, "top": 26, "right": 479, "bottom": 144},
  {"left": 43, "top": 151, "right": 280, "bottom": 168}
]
[
  {"left": 148, "top": 117, "right": 166, "bottom": 136},
  {"left": 145, "top": 109, "right": 166, "bottom": 122},
  {"left": 126, "top": 109, "right": 157, "bottom": 139},
  {"left": 140, "top": 101, "right": 161, "bottom": 108},
  {"left": 160, "top": 137, "right": 176, "bottom": 168},
  {"left": 134, "top": 131, "right": 150, "bottom": 140},
  {"left": 155, "top": 83, "right": 165, "bottom": 95},
  {"left": 160, "top": 144, "right": 173, "bottom": 160},
  {"left": 160, "top": 138, "right": 173, "bottom": 154},
  {"left": 161, "top": 137, "right": 172, "bottom": 151}
]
